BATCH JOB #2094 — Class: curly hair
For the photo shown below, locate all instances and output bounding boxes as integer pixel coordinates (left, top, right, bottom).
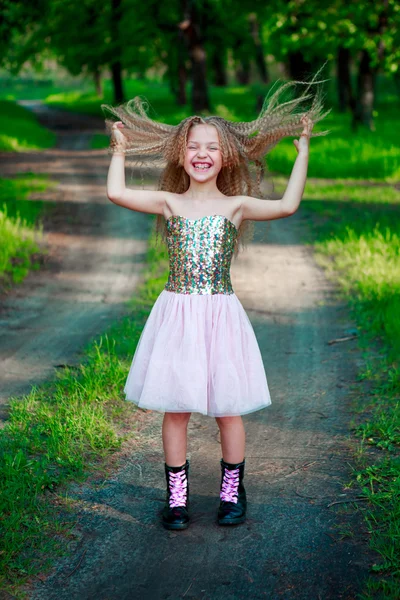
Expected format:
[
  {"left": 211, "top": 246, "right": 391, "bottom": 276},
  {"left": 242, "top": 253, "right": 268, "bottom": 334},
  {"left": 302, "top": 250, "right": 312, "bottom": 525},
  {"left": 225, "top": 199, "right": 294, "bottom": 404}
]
[{"left": 101, "top": 65, "right": 331, "bottom": 255}]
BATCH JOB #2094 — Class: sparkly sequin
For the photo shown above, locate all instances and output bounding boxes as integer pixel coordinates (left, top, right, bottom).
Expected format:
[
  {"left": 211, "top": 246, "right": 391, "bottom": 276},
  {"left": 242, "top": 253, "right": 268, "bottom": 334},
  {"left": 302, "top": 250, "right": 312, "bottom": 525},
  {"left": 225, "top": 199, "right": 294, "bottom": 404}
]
[{"left": 164, "top": 215, "right": 237, "bottom": 295}]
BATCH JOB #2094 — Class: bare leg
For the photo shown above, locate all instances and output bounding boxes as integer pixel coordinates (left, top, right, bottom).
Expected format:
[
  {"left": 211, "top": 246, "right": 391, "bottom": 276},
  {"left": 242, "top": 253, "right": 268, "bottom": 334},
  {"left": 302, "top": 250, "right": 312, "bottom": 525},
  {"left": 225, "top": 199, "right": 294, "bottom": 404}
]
[
  {"left": 162, "top": 412, "right": 191, "bottom": 466},
  {"left": 215, "top": 416, "right": 246, "bottom": 463}
]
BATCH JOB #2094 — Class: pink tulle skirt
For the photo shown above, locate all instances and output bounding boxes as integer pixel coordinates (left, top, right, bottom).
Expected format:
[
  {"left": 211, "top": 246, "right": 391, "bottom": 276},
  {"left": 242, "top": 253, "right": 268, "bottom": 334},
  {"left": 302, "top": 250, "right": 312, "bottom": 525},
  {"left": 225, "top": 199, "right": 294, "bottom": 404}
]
[{"left": 123, "top": 290, "right": 272, "bottom": 417}]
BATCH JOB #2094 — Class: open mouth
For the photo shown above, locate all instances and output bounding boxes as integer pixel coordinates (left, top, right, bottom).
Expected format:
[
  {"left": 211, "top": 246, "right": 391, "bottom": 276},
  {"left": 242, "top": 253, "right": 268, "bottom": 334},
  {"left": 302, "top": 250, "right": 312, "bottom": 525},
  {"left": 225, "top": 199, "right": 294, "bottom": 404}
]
[{"left": 192, "top": 162, "right": 212, "bottom": 171}]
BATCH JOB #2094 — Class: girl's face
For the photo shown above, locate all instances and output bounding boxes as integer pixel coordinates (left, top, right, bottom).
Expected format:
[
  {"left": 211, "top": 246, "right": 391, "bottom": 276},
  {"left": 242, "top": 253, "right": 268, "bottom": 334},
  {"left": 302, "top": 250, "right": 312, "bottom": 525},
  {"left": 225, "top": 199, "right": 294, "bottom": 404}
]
[{"left": 183, "top": 124, "right": 223, "bottom": 182}]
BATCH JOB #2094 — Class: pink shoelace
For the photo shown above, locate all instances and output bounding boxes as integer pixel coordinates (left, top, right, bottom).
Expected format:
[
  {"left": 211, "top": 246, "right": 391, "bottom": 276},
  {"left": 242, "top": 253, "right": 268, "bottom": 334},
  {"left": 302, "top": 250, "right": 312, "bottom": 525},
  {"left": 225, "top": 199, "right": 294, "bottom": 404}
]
[
  {"left": 220, "top": 467, "right": 240, "bottom": 503},
  {"left": 168, "top": 469, "right": 188, "bottom": 508}
]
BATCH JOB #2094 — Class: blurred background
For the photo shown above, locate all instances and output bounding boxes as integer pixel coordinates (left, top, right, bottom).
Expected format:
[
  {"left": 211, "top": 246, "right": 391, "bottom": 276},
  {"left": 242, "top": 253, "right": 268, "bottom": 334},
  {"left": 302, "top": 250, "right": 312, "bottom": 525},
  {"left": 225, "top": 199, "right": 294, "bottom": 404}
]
[{"left": 1, "top": 0, "right": 400, "bottom": 135}]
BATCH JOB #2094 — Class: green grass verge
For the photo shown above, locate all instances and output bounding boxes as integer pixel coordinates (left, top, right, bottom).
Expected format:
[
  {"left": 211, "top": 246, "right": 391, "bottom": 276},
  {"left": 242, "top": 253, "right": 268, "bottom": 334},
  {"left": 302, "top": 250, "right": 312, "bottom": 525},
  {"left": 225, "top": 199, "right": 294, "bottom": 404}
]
[
  {"left": 0, "top": 219, "right": 168, "bottom": 597},
  {"left": 299, "top": 180, "right": 400, "bottom": 598},
  {"left": 0, "top": 174, "right": 57, "bottom": 289},
  {"left": 0, "top": 99, "right": 57, "bottom": 289},
  {"left": 0, "top": 76, "right": 87, "bottom": 102},
  {"left": 0, "top": 100, "right": 56, "bottom": 152}
]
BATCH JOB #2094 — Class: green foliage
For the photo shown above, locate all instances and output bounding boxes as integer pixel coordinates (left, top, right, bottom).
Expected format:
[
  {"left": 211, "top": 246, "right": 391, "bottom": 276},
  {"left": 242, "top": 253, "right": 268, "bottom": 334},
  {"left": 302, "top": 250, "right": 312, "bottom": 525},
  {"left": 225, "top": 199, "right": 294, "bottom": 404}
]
[
  {"left": 0, "top": 100, "right": 55, "bottom": 151},
  {"left": 355, "top": 457, "right": 400, "bottom": 596},
  {"left": 0, "top": 77, "right": 65, "bottom": 101},
  {"left": 262, "top": 0, "right": 400, "bottom": 74},
  {"left": 0, "top": 174, "right": 55, "bottom": 289},
  {"left": 320, "top": 225, "right": 400, "bottom": 354},
  {"left": 0, "top": 173, "right": 51, "bottom": 216},
  {"left": 0, "top": 100, "right": 55, "bottom": 290},
  {"left": 0, "top": 201, "right": 42, "bottom": 285}
]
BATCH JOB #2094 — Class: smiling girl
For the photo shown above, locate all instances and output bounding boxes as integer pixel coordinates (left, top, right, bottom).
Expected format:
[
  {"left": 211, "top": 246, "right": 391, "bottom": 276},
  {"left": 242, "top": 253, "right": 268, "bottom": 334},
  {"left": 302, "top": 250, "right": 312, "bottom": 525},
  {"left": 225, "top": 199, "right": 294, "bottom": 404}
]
[{"left": 102, "top": 70, "right": 330, "bottom": 530}]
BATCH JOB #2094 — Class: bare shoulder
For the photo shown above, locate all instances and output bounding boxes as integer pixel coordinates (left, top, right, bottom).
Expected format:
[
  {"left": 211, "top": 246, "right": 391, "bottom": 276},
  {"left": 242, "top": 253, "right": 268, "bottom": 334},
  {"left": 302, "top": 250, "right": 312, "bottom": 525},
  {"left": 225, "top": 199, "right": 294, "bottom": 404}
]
[{"left": 163, "top": 191, "right": 184, "bottom": 219}]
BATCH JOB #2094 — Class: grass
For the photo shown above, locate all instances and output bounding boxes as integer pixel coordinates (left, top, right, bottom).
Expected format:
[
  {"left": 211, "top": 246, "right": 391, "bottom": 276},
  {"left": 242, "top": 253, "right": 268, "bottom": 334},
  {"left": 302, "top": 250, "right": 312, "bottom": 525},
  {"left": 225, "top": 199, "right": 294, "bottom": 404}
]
[
  {"left": 0, "top": 100, "right": 56, "bottom": 151},
  {"left": 299, "top": 180, "right": 400, "bottom": 358},
  {"left": 0, "top": 76, "right": 86, "bottom": 102},
  {"left": 297, "top": 179, "right": 400, "bottom": 598},
  {"left": 0, "top": 96, "right": 59, "bottom": 289},
  {"left": 0, "top": 98, "right": 57, "bottom": 288},
  {"left": 0, "top": 220, "right": 169, "bottom": 597},
  {"left": 0, "top": 173, "right": 52, "bottom": 219},
  {"left": 0, "top": 174, "right": 57, "bottom": 289}
]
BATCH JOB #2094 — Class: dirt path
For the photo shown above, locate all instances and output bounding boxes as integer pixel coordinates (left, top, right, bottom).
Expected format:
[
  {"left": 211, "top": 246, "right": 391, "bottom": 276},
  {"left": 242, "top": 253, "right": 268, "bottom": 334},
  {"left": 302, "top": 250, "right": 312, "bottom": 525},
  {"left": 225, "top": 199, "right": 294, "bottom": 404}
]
[
  {"left": 0, "top": 103, "right": 152, "bottom": 413},
  {"left": 26, "top": 207, "right": 372, "bottom": 598}
]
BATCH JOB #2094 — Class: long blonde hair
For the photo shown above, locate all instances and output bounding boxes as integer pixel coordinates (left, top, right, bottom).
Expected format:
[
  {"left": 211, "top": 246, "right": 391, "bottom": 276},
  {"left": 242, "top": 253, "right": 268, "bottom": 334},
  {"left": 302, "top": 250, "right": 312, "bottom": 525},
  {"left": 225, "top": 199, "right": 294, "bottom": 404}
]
[{"left": 102, "top": 66, "right": 331, "bottom": 255}]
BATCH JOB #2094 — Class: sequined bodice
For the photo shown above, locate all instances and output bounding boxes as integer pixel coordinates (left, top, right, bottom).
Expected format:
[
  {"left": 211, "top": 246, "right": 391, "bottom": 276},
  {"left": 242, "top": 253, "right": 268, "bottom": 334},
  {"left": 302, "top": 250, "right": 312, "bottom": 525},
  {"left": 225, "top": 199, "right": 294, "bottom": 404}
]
[{"left": 164, "top": 215, "right": 238, "bottom": 295}]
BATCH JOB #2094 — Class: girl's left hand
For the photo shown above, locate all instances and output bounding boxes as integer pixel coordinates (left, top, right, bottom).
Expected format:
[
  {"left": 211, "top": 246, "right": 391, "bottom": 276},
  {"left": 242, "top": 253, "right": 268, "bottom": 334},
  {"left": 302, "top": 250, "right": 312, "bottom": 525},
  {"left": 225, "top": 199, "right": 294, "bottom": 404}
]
[{"left": 293, "top": 114, "right": 314, "bottom": 154}]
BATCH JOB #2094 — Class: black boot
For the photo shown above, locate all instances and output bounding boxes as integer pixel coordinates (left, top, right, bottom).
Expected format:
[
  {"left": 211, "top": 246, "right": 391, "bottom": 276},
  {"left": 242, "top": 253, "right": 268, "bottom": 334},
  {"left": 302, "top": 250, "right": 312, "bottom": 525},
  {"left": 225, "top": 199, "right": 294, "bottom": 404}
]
[
  {"left": 217, "top": 458, "right": 247, "bottom": 526},
  {"left": 162, "top": 460, "right": 190, "bottom": 530}
]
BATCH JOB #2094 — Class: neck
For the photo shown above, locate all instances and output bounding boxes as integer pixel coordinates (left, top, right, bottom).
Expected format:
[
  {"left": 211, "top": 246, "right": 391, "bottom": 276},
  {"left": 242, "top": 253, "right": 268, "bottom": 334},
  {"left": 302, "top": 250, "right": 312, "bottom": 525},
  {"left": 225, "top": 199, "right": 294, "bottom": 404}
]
[{"left": 185, "top": 178, "right": 222, "bottom": 201}]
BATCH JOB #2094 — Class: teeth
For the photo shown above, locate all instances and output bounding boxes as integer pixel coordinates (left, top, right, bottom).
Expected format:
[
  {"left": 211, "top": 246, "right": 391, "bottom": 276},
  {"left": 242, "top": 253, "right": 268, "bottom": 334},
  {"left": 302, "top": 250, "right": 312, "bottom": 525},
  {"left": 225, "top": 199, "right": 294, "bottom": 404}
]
[{"left": 193, "top": 164, "right": 211, "bottom": 170}]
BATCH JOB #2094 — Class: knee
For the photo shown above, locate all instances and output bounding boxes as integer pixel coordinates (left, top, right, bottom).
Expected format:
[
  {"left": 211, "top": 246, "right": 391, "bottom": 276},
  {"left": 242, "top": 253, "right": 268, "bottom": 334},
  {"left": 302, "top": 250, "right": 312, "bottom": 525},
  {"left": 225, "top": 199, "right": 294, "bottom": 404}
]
[
  {"left": 215, "top": 416, "right": 242, "bottom": 429},
  {"left": 164, "top": 412, "right": 191, "bottom": 427}
]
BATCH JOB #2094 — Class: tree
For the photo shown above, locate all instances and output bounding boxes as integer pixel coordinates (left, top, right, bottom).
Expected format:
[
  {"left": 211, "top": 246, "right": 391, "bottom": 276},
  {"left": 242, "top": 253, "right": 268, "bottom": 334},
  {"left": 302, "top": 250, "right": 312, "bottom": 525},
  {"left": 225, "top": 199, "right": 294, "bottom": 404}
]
[
  {"left": 178, "top": 1, "right": 211, "bottom": 112},
  {"left": 262, "top": 0, "right": 400, "bottom": 130}
]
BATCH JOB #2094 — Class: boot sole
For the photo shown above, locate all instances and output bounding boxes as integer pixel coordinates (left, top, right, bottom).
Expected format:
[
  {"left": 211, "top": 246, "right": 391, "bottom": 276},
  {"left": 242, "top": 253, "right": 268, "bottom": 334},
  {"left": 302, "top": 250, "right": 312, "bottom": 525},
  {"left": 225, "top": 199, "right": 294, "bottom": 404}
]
[
  {"left": 218, "top": 516, "right": 246, "bottom": 526},
  {"left": 162, "top": 521, "right": 190, "bottom": 530}
]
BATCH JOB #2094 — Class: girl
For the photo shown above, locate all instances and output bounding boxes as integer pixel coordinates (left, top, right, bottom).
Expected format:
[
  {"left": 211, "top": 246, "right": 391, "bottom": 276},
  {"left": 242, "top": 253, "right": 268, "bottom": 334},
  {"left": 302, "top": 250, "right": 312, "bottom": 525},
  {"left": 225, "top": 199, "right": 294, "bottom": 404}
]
[{"left": 102, "top": 72, "right": 330, "bottom": 531}]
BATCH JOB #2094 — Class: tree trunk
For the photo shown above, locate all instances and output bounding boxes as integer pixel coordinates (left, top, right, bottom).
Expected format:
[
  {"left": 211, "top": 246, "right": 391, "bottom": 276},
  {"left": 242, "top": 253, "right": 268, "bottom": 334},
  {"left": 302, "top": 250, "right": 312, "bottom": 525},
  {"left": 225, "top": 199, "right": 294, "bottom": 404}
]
[
  {"left": 337, "top": 46, "right": 356, "bottom": 114},
  {"left": 232, "top": 33, "right": 252, "bottom": 85},
  {"left": 93, "top": 69, "right": 102, "bottom": 96},
  {"left": 211, "top": 48, "right": 227, "bottom": 86},
  {"left": 111, "top": 61, "right": 124, "bottom": 104},
  {"left": 352, "top": 3, "right": 387, "bottom": 130},
  {"left": 235, "top": 60, "right": 251, "bottom": 85},
  {"left": 354, "top": 49, "right": 376, "bottom": 131},
  {"left": 287, "top": 51, "right": 311, "bottom": 81},
  {"left": 248, "top": 13, "right": 268, "bottom": 84},
  {"left": 165, "top": 33, "right": 187, "bottom": 106},
  {"left": 287, "top": 53, "right": 324, "bottom": 104},
  {"left": 179, "top": 3, "right": 211, "bottom": 113},
  {"left": 191, "top": 43, "right": 210, "bottom": 112},
  {"left": 177, "top": 63, "right": 188, "bottom": 105},
  {"left": 175, "top": 27, "right": 188, "bottom": 105},
  {"left": 110, "top": 0, "right": 125, "bottom": 104}
]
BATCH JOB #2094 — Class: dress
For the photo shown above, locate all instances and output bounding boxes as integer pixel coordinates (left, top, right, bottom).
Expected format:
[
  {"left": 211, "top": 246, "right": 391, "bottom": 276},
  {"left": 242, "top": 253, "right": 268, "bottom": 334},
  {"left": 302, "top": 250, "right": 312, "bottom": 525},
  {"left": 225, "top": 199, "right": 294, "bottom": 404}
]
[{"left": 123, "top": 214, "right": 272, "bottom": 417}]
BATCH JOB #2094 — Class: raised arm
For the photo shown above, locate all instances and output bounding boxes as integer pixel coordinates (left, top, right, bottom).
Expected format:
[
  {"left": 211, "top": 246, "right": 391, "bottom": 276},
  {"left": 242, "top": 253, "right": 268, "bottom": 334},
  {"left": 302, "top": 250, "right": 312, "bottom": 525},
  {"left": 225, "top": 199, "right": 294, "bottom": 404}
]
[
  {"left": 106, "top": 121, "right": 168, "bottom": 216},
  {"left": 240, "top": 115, "right": 313, "bottom": 222}
]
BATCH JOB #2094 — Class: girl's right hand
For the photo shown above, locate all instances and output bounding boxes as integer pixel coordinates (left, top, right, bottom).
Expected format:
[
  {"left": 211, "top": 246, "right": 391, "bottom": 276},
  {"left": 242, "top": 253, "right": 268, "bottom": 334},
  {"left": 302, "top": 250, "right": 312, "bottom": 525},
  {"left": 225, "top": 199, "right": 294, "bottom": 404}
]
[{"left": 111, "top": 121, "right": 127, "bottom": 149}]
